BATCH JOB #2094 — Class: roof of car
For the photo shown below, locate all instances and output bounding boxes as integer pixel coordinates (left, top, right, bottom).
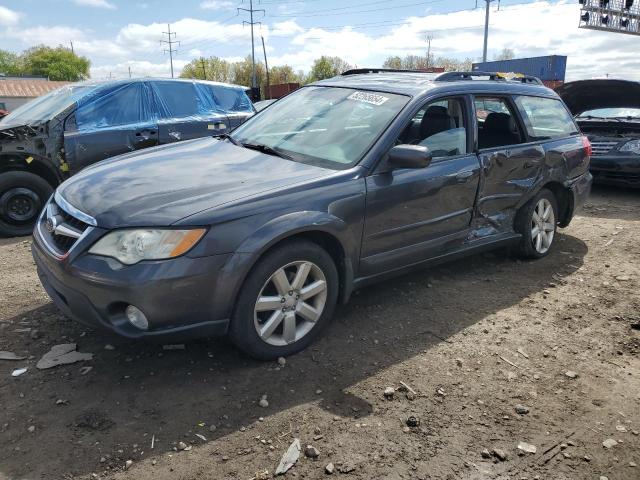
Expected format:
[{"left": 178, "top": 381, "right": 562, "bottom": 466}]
[
  {"left": 314, "top": 71, "right": 556, "bottom": 98},
  {"left": 74, "top": 77, "right": 248, "bottom": 91}
]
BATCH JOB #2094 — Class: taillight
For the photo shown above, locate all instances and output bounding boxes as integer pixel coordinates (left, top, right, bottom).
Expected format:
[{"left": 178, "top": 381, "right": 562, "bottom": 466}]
[{"left": 582, "top": 135, "right": 592, "bottom": 157}]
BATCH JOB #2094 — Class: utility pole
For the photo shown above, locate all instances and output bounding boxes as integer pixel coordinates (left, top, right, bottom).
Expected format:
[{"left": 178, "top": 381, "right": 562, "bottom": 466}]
[
  {"left": 425, "top": 34, "right": 433, "bottom": 68},
  {"left": 69, "top": 41, "right": 74, "bottom": 54},
  {"left": 161, "top": 23, "right": 179, "bottom": 78},
  {"left": 239, "top": 0, "right": 265, "bottom": 96},
  {"left": 200, "top": 58, "right": 207, "bottom": 79},
  {"left": 128, "top": 66, "right": 132, "bottom": 78},
  {"left": 481, "top": 0, "right": 497, "bottom": 63},
  {"left": 261, "top": 36, "right": 270, "bottom": 99}
]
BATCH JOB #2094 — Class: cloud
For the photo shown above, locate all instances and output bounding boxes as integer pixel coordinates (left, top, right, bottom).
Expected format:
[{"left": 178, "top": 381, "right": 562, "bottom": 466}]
[
  {"left": 199, "top": 0, "right": 234, "bottom": 10},
  {"left": 0, "top": 6, "right": 21, "bottom": 26},
  {"left": 73, "top": 0, "right": 117, "bottom": 9},
  {"left": 4, "top": 25, "right": 86, "bottom": 46},
  {"left": 90, "top": 59, "right": 190, "bottom": 79}
]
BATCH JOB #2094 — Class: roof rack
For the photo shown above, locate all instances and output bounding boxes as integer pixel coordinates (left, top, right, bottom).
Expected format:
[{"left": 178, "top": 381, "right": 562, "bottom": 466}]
[
  {"left": 341, "top": 68, "right": 433, "bottom": 76},
  {"left": 435, "top": 71, "right": 543, "bottom": 85}
]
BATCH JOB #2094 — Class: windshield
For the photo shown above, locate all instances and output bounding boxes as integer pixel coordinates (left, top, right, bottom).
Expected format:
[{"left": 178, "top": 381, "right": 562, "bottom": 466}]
[
  {"left": 1, "top": 84, "right": 94, "bottom": 127},
  {"left": 577, "top": 107, "right": 640, "bottom": 119},
  {"left": 231, "top": 86, "right": 409, "bottom": 169}
]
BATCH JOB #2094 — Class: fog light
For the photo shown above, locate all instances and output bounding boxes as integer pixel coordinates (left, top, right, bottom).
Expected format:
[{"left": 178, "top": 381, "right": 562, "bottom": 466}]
[{"left": 125, "top": 305, "right": 149, "bottom": 330}]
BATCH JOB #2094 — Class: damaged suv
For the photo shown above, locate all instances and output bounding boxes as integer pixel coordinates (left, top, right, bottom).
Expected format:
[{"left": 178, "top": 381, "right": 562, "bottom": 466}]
[
  {"left": 557, "top": 79, "right": 640, "bottom": 187},
  {"left": 33, "top": 70, "right": 592, "bottom": 359},
  {"left": 0, "top": 78, "right": 254, "bottom": 236}
]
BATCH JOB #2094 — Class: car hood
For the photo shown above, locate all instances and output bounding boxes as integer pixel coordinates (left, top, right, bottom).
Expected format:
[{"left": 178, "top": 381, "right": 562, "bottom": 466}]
[
  {"left": 556, "top": 79, "right": 640, "bottom": 116},
  {"left": 57, "top": 137, "right": 334, "bottom": 228}
]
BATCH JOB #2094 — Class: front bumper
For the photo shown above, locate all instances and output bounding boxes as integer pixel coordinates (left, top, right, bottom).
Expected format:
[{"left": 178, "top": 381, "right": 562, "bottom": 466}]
[
  {"left": 32, "top": 235, "right": 238, "bottom": 342},
  {"left": 590, "top": 154, "right": 640, "bottom": 187}
]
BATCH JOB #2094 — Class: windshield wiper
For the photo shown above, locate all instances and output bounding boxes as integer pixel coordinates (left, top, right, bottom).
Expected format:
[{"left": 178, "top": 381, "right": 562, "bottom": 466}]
[
  {"left": 214, "top": 132, "right": 242, "bottom": 146},
  {"left": 241, "top": 142, "right": 294, "bottom": 160}
]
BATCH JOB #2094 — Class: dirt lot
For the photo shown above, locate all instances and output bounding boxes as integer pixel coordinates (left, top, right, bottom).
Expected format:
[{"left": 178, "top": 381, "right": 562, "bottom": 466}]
[{"left": 1, "top": 185, "right": 638, "bottom": 480}]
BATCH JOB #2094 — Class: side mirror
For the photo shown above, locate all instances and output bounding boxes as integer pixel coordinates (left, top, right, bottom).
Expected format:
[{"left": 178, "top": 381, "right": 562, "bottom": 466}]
[{"left": 388, "top": 145, "right": 433, "bottom": 169}]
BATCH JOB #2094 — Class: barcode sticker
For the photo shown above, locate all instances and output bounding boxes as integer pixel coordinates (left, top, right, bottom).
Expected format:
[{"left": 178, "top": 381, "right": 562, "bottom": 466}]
[{"left": 348, "top": 91, "right": 389, "bottom": 106}]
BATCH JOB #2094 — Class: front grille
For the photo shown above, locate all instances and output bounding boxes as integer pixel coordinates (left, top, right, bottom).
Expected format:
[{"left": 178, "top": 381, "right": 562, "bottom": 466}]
[
  {"left": 590, "top": 140, "right": 619, "bottom": 156},
  {"left": 38, "top": 196, "right": 93, "bottom": 258}
]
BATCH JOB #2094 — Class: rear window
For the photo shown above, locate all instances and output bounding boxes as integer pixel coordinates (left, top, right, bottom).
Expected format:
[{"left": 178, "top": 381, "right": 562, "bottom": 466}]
[{"left": 514, "top": 96, "right": 578, "bottom": 140}]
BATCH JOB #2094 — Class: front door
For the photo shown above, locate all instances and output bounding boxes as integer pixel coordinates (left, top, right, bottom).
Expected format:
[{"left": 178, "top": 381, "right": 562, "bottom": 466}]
[
  {"left": 63, "top": 82, "right": 158, "bottom": 173},
  {"left": 360, "top": 96, "right": 481, "bottom": 277}
]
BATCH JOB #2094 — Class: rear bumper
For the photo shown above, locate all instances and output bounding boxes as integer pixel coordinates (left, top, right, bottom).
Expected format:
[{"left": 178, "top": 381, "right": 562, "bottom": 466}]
[
  {"left": 32, "top": 237, "right": 237, "bottom": 342},
  {"left": 590, "top": 155, "right": 640, "bottom": 187},
  {"left": 568, "top": 170, "right": 592, "bottom": 213}
]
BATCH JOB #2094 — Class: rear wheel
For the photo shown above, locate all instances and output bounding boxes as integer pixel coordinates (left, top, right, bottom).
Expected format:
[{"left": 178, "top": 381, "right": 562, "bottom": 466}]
[
  {"left": 0, "top": 171, "right": 53, "bottom": 237},
  {"left": 229, "top": 240, "right": 338, "bottom": 360},
  {"left": 515, "top": 188, "right": 558, "bottom": 259}
]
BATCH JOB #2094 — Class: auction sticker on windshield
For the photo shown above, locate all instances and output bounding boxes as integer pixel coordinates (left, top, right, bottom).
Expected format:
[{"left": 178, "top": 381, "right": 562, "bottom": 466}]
[{"left": 348, "top": 91, "right": 389, "bottom": 106}]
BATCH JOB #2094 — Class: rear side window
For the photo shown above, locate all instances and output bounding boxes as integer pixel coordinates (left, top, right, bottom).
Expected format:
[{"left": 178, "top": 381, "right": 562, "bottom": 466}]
[
  {"left": 514, "top": 96, "right": 578, "bottom": 140},
  {"left": 208, "top": 86, "right": 254, "bottom": 113},
  {"left": 474, "top": 96, "right": 524, "bottom": 149},
  {"left": 75, "top": 83, "right": 145, "bottom": 130},
  {"left": 152, "top": 81, "right": 200, "bottom": 118}
]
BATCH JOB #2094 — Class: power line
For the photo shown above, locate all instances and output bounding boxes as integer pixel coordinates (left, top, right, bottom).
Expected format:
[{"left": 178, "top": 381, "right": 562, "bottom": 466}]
[
  {"left": 238, "top": 0, "right": 265, "bottom": 91},
  {"left": 161, "top": 23, "right": 180, "bottom": 78}
]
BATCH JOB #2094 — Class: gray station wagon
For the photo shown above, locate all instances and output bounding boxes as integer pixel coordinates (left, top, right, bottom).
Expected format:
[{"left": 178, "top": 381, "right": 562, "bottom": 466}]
[
  {"left": 32, "top": 70, "right": 592, "bottom": 359},
  {"left": 0, "top": 78, "right": 254, "bottom": 236}
]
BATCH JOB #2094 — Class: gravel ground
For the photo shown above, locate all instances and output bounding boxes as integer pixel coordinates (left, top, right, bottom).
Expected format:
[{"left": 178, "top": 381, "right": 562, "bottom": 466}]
[{"left": 0, "top": 185, "right": 638, "bottom": 480}]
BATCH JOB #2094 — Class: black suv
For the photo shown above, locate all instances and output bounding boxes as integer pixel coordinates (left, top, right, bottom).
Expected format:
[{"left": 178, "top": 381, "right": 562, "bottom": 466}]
[
  {"left": 0, "top": 78, "right": 254, "bottom": 236},
  {"left": 32, "top": 70, "right": 592, "bottom": 359}
]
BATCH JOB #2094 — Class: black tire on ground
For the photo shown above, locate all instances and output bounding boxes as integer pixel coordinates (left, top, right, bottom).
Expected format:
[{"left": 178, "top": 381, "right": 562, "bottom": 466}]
[
  {"left": 514, "top": 188, "right": 558, "bottom": 259},
  {"left": 229, "top": 239, "right": 339, "bottom": 360},
  {"left": 0, "top": 171, "right": 54, "bottom": 237}
]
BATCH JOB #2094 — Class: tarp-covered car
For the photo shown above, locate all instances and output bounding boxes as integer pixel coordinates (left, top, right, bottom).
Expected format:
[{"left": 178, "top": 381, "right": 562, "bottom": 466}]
[
  {"left": 0, "top": 78, "right": 255, "bottom": 236},
  {"left": 557, "top": 79, "right": 640, "bottom": 187}
]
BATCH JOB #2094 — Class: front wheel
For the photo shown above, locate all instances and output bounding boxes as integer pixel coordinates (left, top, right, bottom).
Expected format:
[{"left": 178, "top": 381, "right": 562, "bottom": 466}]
[
  {"left": 229, "top": 240, "right": 339, "bottom": 360},
  {"left": 0, "top": 171, "right": 54, "bottom": 237},
  {"left": 515, "top": 188, "right": 558, "bottom": 259}
]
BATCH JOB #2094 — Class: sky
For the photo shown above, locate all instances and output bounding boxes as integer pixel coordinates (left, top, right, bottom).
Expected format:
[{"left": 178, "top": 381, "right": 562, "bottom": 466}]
[{"left": 1, "top": 0, "right": 639, "bottom": 82}]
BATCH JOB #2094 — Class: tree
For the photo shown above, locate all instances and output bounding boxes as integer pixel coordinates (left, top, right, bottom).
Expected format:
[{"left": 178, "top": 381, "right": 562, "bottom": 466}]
[
  {"left": 180, "top": 56, "right": 234, "bottom": 83},
  {"left": 21, "top": 45, "right": 90, "bottom": 81},
  {"left": 381, "top": 54, "right": 474, "bottom": 73},
  {"left": 308, "top": 56, "right": 352, "bottom": 82},
  {"left": 0, "top": 49, "right": 22, "bottom": 76},
  {"left": 494, "top": 48, "right": 515, "bottom": 61},
  {"left": 269, "top": 65, "right": 302, "bottom": 85},
  {"left": 382, "top": 56, "right": 403, "bottom": 69}
]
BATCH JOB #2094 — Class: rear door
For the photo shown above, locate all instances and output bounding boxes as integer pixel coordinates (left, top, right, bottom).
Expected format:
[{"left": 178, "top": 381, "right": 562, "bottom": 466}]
[
  {"left": 360, "top": 95, "right": 481, "bottom": 276},
  {"left": 151, "top": 81, "right": 229, "bottom": 144},
  {"left": 473, "top": 95, "right": 545, "bottom": 234},
  {"left": 63, "top": 82, "right": 158, "bottom": 173},
  {"left": 205, "top": 84, "right": 255, "bottom": 129}
]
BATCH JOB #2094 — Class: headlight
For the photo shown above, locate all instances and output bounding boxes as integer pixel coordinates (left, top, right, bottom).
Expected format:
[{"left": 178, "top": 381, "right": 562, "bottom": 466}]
[
  {"left": 89, "top": 228, "right": 206, "bottom": 265},
  {"left": 620, "top": 139, "right": 640, "bottom": 154}
]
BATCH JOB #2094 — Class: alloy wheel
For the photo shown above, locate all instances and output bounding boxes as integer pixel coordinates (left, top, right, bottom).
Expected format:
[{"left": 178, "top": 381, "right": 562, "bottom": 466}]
[
  {"left": 531, "top": 198, "right": 555, "bottom": 254},
  {"left": 254, "top": 261, "right": 328, "bottom": 346}
]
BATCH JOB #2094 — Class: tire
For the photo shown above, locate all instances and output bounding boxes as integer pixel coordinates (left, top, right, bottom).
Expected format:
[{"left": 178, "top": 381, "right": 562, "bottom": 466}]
[
  {"left": 229, "top": 240, "right": 339, "bottom": 360},
  {"left": 514, "top": 188, "right": 558, "bottom": 259},
  {"left": 0, "top": 171, "right": 54, "bottom": 237}
]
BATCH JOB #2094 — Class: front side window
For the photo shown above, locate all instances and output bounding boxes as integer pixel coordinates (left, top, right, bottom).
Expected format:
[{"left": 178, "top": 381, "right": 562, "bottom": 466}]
[
  {"left": 75, "top": 83, "right": 145, "bottom": 130},
  {"left": 515, "top": 96, "right": 578, "bottom": 140},
  {"left": 475, "top": 96, "right": 524, "bottom": 149},
  {"left": 397, "top": 97, "right": 467, "bottom": 158},
  {"left": 231, "top": 86, "right": 409, "bottom": 169}
]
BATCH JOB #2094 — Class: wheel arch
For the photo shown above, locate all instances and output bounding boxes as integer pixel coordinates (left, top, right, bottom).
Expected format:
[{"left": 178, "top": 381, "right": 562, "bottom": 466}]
[
  {"left": 0, "top": 153, "right": 62, "bottom": 189},
  {"left": 540, "top": 181, "right": 573, "bottom": 228}
]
